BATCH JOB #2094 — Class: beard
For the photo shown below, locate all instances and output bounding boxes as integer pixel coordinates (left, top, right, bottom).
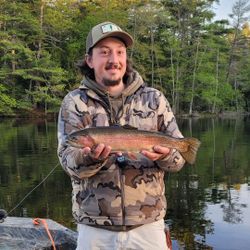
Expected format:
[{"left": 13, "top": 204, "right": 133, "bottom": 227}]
[
  {"left": 101, "top": 63, "right": 123, "bottom": 86},
  {"left": 102, "top": 77, "right": 122, "bottom": 87}
]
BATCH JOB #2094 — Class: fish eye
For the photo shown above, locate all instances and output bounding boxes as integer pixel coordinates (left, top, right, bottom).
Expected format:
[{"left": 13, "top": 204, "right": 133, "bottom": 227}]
[{"left": 71, "top": 136, "right": 77, "bottom": 141}]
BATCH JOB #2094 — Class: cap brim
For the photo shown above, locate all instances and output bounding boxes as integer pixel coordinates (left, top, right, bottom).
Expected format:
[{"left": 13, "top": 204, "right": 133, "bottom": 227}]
[{"left": 93, "top": 31, "right": 133, "bottom": 49}]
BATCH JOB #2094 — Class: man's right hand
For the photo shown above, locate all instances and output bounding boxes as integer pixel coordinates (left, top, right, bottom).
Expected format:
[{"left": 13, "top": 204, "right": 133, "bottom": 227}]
[{"left": 82, "top": 144, "right": 112, "bottom": 161}]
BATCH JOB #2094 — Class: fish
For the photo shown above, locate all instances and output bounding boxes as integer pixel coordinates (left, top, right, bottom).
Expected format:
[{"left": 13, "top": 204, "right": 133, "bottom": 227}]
[{"left": 66, "top": 126, "right": 201, "bottom": 165}]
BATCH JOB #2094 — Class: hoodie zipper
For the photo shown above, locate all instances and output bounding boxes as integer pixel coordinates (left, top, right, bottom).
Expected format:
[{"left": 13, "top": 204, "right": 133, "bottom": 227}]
[
  {"left": 116, "top": 155, "right": 127, "bottom": 225},
  {"left": 118, "top": 165, "right": 126, "bottom": 225},
  {"left": 85, "top": 87, "right": 127, "bottom": 223}
]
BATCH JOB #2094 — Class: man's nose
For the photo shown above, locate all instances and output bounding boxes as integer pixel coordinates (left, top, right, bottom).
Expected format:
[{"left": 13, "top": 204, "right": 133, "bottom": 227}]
[{"left": 109, "top": 51, "right": 119, "bottom": 63}]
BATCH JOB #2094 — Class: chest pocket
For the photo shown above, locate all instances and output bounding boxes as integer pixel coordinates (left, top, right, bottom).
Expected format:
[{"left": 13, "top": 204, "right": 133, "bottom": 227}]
[{"left": 127, "top": 108, "right": 157, "bottom": 130}]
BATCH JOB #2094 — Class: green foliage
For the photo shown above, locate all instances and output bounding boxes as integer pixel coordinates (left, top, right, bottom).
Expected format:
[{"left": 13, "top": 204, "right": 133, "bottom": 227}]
[
  {"left": 0, "top": 0, "right": 249, "bottom": 116},
  {"left": 0, "top": 84, "right": 16, "bottom": 114}
]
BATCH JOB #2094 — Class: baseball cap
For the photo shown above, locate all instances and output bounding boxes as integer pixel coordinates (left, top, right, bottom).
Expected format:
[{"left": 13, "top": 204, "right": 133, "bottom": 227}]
[{"left": 86, "top": 21, "right": 134, "bottom": 54}]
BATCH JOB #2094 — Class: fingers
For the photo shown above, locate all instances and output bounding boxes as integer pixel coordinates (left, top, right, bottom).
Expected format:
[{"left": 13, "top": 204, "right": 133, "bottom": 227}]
[
  {"left": 96, "top": 144, "right": 112, "bottom": 159},
  {"left": 141, "top": 146, "right": 171, "bottom": 161},
  {"left": 82, "top": 144, "right": 171, "bottom": 162},
  {"left": 82, "top": 147, "right": 91, "bottom": 155},
  {"left": 88, "top": 143, "right": 112, "bottom": 161},
  {"left": 141, "top": 150, "right": 162, "bottom": 161},
  {"left": 127, "top": 152, "right": 138, "bottom": 160},
  {"left": 153, "top": 145, "right": 171, "bottom": 155}
]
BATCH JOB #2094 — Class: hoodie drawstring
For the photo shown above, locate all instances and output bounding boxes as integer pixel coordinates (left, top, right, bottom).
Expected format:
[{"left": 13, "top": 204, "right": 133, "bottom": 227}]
[
  {"left": 106, "top": 93, "right": 115, "bottom": 125},
  {"left": 106, "top": 93, "right": 126, "bottom": 125}
]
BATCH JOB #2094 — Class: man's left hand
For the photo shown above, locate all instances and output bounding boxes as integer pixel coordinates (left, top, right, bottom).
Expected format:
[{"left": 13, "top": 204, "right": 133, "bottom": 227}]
[{"left": 141, "top": 146, "right": 171, "bottom": 161}]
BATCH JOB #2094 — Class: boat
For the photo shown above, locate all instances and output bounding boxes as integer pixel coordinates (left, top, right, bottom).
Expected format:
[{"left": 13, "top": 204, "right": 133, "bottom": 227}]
[
  {"left": 0, "top": 216, "right": 174, "bottom": 249},
  {"left": 0, "top": 216, "right": 77, "bottom": 249}
]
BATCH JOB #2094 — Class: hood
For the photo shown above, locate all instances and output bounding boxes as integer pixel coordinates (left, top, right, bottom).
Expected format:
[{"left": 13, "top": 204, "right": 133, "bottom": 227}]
[
  {"left": 79, "top": 70, "right": 144, "bottom": 98},
  {"left": 79, "top": 70, "right": 144, "bottom": 125}
]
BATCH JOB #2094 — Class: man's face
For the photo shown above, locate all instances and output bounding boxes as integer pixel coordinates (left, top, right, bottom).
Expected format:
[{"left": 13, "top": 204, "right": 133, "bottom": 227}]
[{"left": 86, "top": 37, "right": 127, "bottom": 87}]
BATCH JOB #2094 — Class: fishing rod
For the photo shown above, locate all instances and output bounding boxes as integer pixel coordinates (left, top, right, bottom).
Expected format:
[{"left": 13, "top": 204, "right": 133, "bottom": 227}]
[{"left": 0, "top": 162, "right": 60, "bottom": 222}]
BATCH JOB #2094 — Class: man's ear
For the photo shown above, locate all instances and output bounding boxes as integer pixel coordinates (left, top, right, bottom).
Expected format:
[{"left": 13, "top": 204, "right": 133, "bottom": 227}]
[{"left": 85, "top": 54, "right": 93, "bottom": 68}]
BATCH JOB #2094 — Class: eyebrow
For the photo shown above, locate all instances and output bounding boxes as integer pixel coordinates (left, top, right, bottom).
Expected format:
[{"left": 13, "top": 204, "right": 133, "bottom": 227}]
[{"left": 97, "top": 44, "right": 126, "bottom": 49}]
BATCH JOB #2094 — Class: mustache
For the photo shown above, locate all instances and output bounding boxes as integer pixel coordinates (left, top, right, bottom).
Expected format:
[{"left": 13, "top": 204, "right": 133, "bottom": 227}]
[{"left": 105, "top": 63, "right": 120, "bottom": 70}]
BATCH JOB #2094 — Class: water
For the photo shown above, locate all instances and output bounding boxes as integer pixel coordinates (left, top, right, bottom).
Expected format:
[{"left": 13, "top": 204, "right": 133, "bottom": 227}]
[{"left": 0, "top": 116, "right": 249, "bottom": 249}]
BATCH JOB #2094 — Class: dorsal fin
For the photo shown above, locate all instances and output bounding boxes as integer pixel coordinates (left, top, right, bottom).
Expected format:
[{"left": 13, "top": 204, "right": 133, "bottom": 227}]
[{"left": 122, "top": 124, "right": 138, "bottom": 130}]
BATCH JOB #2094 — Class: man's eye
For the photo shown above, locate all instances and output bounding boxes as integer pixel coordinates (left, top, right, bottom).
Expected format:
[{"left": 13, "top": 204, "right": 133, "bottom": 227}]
[{"left": 101, "top": 50, "right": 109, "bottom": 55}]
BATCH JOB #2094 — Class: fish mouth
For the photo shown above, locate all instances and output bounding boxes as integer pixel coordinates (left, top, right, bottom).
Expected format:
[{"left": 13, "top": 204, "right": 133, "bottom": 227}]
[{"left": 65, "top": 139, "right": 82, "bottom": 148}]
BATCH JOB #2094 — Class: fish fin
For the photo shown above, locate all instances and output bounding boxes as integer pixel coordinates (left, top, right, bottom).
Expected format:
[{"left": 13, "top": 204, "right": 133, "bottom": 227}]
[
  {"left": 110, "top": 124, "right": 121, "bottom": 128},
  {"left": 127, "top": 152, "right": 138, "bottom": 160},
  {"left": 122, "top": 124, "right": 138, "bottom": 130},
  {"left": 110, "top": 124, "right": 138, "bottom": 130},
  {"left": 180, "top": 138, "right": 201, "bottom": 165}
]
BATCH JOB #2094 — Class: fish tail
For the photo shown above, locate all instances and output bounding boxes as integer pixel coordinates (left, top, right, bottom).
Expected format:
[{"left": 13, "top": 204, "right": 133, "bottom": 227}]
[{"left": 180, "top": 138, "right": 201, "bottom": 165}]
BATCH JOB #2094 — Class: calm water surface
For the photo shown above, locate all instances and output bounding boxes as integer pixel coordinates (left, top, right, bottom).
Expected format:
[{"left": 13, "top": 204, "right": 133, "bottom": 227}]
[{"left": 0, "top": 116, "right": 249, "bottom": 250}]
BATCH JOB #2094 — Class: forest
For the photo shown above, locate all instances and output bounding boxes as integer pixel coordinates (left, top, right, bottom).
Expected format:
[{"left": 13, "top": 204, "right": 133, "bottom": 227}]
[{"left": 0, "top": 0, "right": 250, "bottom": 117}]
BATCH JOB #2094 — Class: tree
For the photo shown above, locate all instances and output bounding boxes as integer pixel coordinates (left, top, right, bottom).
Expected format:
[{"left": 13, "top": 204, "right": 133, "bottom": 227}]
[
  {"left": 226, "top": 0, "right": 250, "bottom": 111},
  {"left": 0, "top": 0, "right": 250, "bottom": 116},
  {"left": 0, "top": 0, "right": 72, "bottom": 114},
  {"left": 160, "top": 0, "right": 217, "bottom": 114}
]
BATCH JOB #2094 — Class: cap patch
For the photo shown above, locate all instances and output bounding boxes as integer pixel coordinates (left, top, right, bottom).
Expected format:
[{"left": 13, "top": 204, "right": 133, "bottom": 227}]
[{"left": 101, "top": 24, "right": 120, "bottom": 33}]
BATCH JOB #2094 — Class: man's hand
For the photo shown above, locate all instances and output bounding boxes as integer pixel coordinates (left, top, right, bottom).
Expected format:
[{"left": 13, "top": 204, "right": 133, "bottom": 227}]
[
  {"left": 141, "top": 145, "right": 171, "bottom": 161},
  {"left": 82, "top": 143, "right": 112, "bottom": 161}
]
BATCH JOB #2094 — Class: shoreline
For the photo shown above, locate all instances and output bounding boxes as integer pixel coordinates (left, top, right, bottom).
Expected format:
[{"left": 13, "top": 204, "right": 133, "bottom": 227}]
[{"left": 0, "top": 110, "right": 249, "bottom": 120}]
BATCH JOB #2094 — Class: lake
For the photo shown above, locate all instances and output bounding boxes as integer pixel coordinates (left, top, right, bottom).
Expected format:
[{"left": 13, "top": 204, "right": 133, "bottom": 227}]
[{"left": 0, "top": 116, "right": 250, "bottom": 250}]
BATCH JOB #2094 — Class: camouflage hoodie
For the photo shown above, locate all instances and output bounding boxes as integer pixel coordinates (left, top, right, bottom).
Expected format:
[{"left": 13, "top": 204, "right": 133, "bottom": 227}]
[{"left": 57, "top": 70, "right": 185, "bottom": 227}]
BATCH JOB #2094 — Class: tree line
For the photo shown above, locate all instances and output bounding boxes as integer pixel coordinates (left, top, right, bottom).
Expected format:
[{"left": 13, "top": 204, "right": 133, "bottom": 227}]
[{"left": 0, "top": 0, "right": 250, "bottom": 116}]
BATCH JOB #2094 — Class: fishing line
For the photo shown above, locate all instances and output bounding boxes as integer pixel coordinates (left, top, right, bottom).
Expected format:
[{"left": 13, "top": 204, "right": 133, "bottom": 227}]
[{"left": 7, "top": 162, "right": 60, "bottom": 216}]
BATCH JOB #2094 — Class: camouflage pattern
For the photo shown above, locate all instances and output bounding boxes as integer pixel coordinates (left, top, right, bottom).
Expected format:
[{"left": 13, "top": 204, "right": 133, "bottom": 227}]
[{"left": 57, "top": 71, "right": 185, "bottom": 226}]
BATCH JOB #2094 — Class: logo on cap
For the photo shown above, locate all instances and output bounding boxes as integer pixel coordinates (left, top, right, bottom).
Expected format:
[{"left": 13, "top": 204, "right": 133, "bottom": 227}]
[{"left": 101, "top": 24, "right": 120, "bottom": 33}]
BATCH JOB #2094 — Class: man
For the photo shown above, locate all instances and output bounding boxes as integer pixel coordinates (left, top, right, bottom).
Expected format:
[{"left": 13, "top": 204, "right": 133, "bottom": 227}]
[{"left": 57, "top": 21, "right": 185, "bottom": 250}]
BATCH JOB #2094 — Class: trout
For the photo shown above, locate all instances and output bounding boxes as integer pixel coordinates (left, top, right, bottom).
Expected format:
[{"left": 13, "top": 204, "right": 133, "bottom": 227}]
[{"left": 66, "top": 126, "right": 201, "bottom": 164}]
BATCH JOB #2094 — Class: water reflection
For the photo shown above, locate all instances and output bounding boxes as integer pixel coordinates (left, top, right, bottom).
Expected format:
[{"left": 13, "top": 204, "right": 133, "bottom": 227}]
[
  {"left": 0, "top": 116, "right": 250, "bottom": 249},
  {"left": 166, "top": 116, "right": 250, "bottom": 249},
  {"left": 0, "top": 118, "right": 74, "bottom": 229}
]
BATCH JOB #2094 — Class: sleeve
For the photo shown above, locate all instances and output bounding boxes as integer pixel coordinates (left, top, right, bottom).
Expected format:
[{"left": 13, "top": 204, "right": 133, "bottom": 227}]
[
  {"left": 155, "top": 93, "right": 186, "bottom": 172},
  {"left": 57, "top": 92, "right": 108, "bottom": 179}
]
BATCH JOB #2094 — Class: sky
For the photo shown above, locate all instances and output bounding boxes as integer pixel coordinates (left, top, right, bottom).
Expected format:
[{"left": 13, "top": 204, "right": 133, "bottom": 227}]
[{"left": 212, "top": 0, "right": 236, "bottom": 20}]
